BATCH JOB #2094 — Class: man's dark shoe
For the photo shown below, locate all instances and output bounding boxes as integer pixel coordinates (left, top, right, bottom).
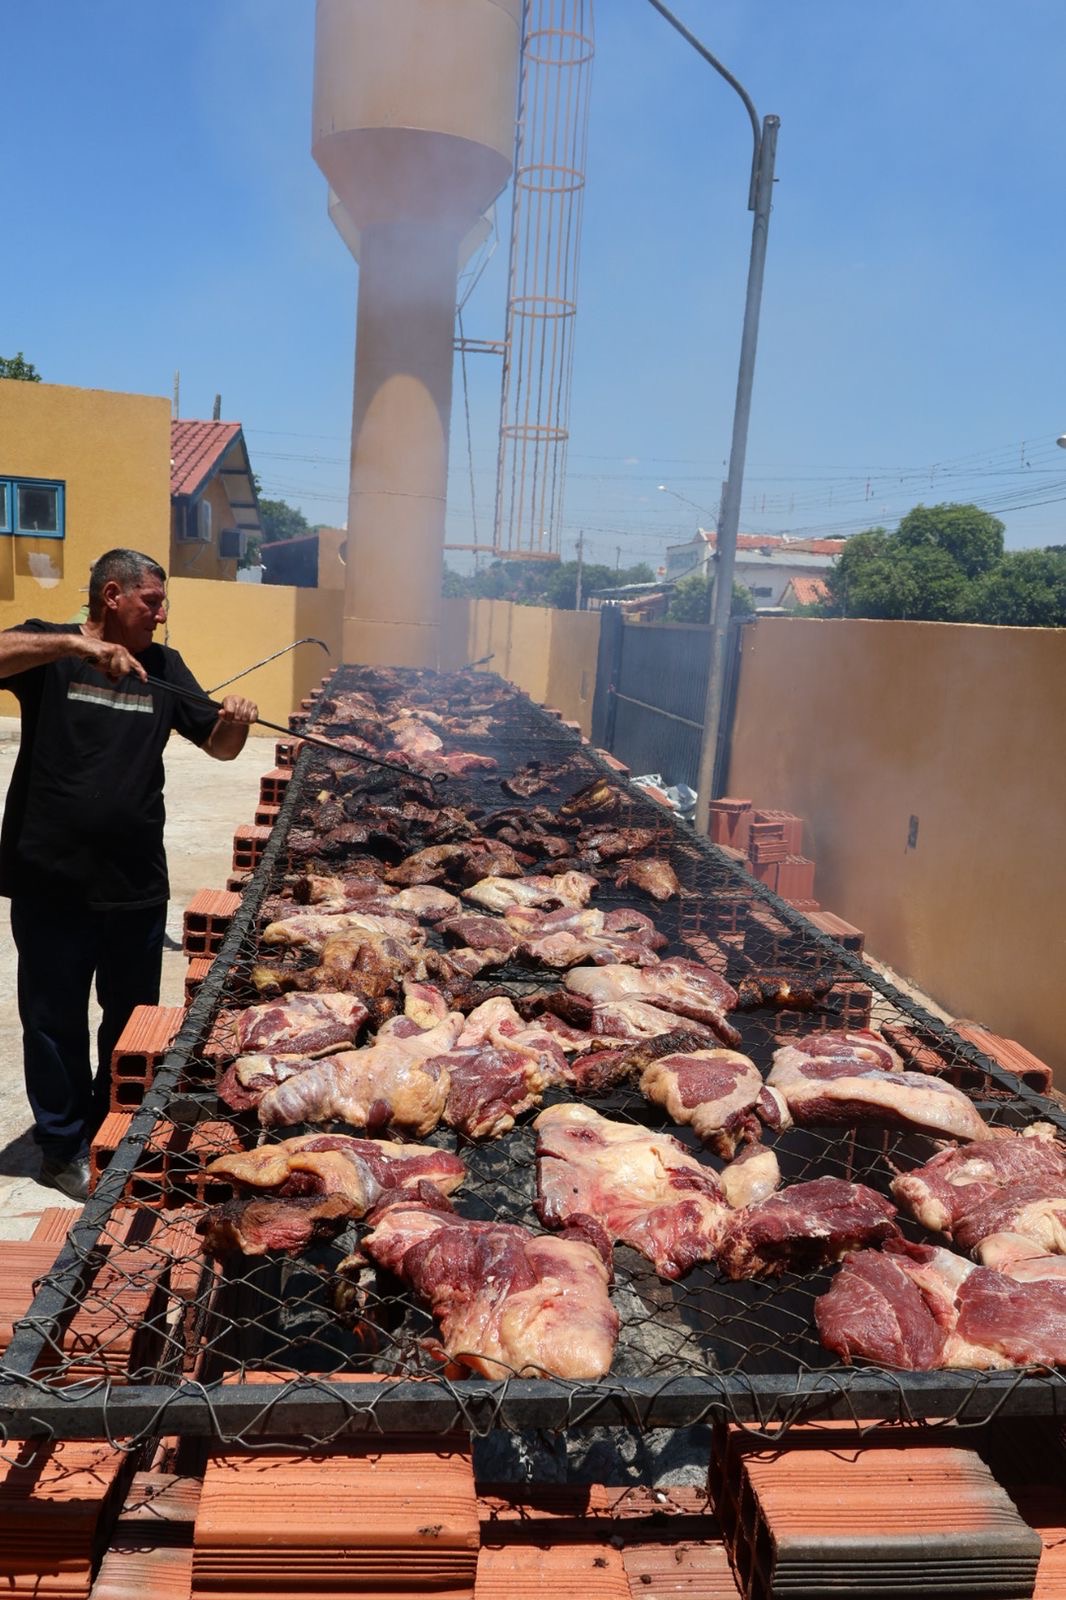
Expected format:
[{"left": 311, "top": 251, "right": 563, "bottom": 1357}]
[{"left": 39, "top": 1155, "right": 90, "bottom": 1203}]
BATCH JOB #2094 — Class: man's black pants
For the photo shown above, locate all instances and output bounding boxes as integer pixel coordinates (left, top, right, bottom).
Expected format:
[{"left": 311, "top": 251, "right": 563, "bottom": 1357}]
[{"left": 11, "top": 897, "right": 167, "bottom": 1161}]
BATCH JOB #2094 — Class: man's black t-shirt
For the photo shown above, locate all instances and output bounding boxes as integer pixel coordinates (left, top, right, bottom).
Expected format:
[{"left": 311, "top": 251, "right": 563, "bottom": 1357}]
[{"left": 0, "top": 621, "right": 219, "bottom": 910}]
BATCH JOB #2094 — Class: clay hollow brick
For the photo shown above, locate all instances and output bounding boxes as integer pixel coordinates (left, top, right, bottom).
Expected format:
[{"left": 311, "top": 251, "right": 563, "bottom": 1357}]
[
  {"left": 182, "top": 889, "right": 241, "bottom": 957},
  {"left": 231, "top": 824, "right": 272, "bottom": 872},
  {"left": 258, "top": 766, "right": 292, "bottom": 806},
  {"left": 109, "top": 1004, "right": 186, "bottom": 1114}
]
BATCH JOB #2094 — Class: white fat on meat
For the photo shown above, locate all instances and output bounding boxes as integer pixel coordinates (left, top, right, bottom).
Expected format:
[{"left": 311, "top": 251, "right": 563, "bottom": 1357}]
[
  {"left": 640, "top": 1048, "right": 790, "bottom": 1158},
  {"left": 260, "top": 908, "right": 426, "bottom": 955},
  {"left": 718, "top": 1143, "right": 781, "bottom": 1209},
  {"left": 769, "top": 1032, "right": 987, "bottom": 1142},
  {"left": 463, "top": 872, "right": 597, "bottom": 913},
  {"left": 255, "top": 1011, "right": 464, "bottom": 1135},
  {"left": 534, "top": 1103, "right": 729, "bottom": 1279}
]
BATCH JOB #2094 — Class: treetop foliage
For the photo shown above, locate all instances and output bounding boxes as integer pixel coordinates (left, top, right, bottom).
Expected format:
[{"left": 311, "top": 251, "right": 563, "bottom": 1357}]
[
  {"left": 443, "top": 557, "right": 654, "bottom": 609},
  {"left": 0, "top": 352, "right": 41, "bottom": 381},
  {"left": 822, "top": 503, "right": 1066, "bottom": 627}
]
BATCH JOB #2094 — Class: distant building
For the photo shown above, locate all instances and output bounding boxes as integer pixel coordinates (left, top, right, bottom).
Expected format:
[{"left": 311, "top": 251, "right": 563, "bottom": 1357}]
[
  {"left": 665, "top": 529, "right": 842, "bottom": 608},
  {"left": 170, "top": 420, "right": 263, "bottom": 581},
  {"left": 780, "top": 574, "right": 830, "bottom": 610}
]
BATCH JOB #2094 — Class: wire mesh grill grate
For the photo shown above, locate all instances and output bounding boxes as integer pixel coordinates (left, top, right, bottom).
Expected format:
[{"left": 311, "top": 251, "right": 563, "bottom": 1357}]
[{"left": 3, "top": 665, "right": 1065, "bottom": 1455}]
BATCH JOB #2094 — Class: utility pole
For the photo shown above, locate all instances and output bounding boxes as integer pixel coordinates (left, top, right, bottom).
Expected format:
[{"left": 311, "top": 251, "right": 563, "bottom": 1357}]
[
  {"left": 575, "top": 530, "right": 585, "bottom": 611},
  {"left": 645, "top": 0, "right": 779, "bottom": 835},
  {"left": 172, "top": 371, "right": 180, "bottom": 421},
  {"left": 212, "top": 393, "right": 222, "bottom": 421},
  {"left": 616, "top": 545, "right": 622, "bottom": 575}
]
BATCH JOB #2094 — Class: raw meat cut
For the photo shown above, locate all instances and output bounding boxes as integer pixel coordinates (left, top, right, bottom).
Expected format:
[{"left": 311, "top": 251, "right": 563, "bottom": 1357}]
[
  {"left": 559, "top": 776, "right": 619, "bottom": 818},
  {"left": 534, "top": 1103, "right": 728, "bottom": 1279},
  {"left": 463, "top": 871, "right": 597, "bottom": 913},
  {"left": 891, "top": 1125, "right": 1066, "bottom": 1241},
  {"left": 217, "top": 1053, "right": 317, "bottom": 1112},
  {"left": 976, "top": 1234, "right": 1066, "bottom": 1280},
  {"left": 504, "top": 906, "right": 666, "bottom": 969},
  {"left": 577, "top": 826, "right": 659, "bottom": 862},
  {"left": 640, "top": 1048, "right": 790, "bottom": 1157},
  {"left": 362, "top": 1200, "right": 619, "bottom": 1380},
  {"left": 614, "top": 859, "right": 681, "bottom": 901},
  {"left": 207, "top": 1134, "right": 465, "bottom": 1205},
  {"left": 718, "top": 1143, "right": 781, "bottom": 1210},
  {"left": 251, "top": 924, "right": 428, "bottom": 1002},
  {"left": 769, "top": 1032, "right": 988, "bottom": 1142},
  {"left": 199, "top": 1193, "right": 354, "bottom": 1257},
  {"left": 817, "top": 1237, "right": 1066, "bottom": 1369},
  {"left": 212, "top": 993, "right": 370, "bottom": 1059},
  {"left": 260, "top": 909, "right": 426, "bottom": 955},
  {"left": 435, "top": 997, "right": 571, "bottom": 1139},
  {"left": 565, "top": 960, "right": 739, "bottom": 1045},
  {"left": 717, "top": 1177, "right": 900, "bottom": 1280},
  {"left": 256, "top": 1012, "right": 464, "bottom": 1134}
]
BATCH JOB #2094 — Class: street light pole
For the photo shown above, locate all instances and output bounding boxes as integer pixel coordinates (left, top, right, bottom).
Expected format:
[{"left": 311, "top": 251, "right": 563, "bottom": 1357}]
[{"left": 645, "top": 0, "right": 779, "bottom": 834}]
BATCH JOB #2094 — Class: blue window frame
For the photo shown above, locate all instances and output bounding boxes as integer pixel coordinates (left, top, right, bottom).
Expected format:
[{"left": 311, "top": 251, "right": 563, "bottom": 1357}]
[{"left": 0, "top": 477, "right": 65, "bottom": 539}]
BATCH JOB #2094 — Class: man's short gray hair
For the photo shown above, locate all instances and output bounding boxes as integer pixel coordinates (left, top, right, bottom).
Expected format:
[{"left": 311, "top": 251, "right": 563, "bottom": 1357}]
[{"left": 88, "top": 549, "right": 167, "bottom": 619}]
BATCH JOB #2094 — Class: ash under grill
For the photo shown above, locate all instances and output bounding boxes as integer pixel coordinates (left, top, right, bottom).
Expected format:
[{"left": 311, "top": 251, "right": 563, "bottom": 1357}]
[{"left": 3, "top": 664, "right": 1066, "bottom": 1453}]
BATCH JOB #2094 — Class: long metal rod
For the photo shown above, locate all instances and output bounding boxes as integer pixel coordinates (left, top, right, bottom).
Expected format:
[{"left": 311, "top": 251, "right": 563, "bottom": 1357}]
[
  {"left": 207, "top": 637, "right": 330, "bottom": 695},
  {"left": 694, "top": 114, "right": 779, "bottom": 831},
  {"left": 144, "top": 675, "right": 444, "bottom": 790}
]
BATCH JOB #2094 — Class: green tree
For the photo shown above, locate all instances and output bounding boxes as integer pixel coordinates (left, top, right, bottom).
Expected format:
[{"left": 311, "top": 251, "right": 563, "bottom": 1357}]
[
  {"left": 259, "top": 497, "right": 311, "bottom": 543},
  {"left": 967, "top": 548, "right": 1066, "bottom": 626},
  {"left": 896, "top": 503, "right": 1004, "bottom": 578},
  {"left": 441, "top": 557, "right": 654, "bottom": 608},
  {"left": 0, "top": 352, "right": 41, "bottom": 381},
  {"left": 666, "top": 573, "right": 754, "bottom": 623}
]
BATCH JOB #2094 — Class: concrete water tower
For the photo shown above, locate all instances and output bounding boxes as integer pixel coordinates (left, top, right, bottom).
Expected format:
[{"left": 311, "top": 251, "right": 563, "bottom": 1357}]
[{"left": 313, "top": 0, "right": 522, "bottom": 668}]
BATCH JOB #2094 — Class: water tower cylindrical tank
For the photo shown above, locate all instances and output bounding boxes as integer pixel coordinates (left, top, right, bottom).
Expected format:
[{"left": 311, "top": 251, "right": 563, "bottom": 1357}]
[{"left": 313, "top": 0, "right": 522, "bottom": 668}]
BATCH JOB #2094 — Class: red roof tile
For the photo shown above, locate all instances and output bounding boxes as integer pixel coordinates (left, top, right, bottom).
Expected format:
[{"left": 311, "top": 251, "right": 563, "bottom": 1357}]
[
  {"left": 170, "top": 421, "right": 242, "bottom": 498},
  {"left": 694, "top": 531, "right": 845, "bottom": 557},
  {"left": 786, "top": 576, "right": 830, "bottom": 605}
]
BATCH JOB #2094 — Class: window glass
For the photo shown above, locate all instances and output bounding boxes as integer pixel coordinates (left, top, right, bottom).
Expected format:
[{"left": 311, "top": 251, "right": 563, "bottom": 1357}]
[
  {"left": 0, "top": 481, "right": 10, "bottom": 533},
  {"left": 17, "top": 482, "right": 59, "bottom": 534}
]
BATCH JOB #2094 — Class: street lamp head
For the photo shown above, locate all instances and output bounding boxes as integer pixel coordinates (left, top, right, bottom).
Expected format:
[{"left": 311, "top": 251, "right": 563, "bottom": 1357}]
[
  {"left": 657, "top": 484, "right": 668, "bottom": 492},
  {"left": 1057, "top": 434, "right": 1066, "bottom": 449}
]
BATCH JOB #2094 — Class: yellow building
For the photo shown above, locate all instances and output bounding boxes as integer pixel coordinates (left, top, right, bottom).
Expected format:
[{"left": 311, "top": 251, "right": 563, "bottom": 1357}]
[
  {"left": 0, "top": 378, "right": 172, "bottom": 627},
  {"left": 0, "top": 380, "right": 264, "bottom": 630}
]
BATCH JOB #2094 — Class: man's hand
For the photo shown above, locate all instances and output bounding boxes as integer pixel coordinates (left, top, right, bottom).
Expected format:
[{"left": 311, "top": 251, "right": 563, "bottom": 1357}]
[
  {"left": 206, "top": 695, "right": 258, "bottom": 761},
  {"left": 79, "top": 636, "right": 147, "bottom": 683},
  {"left": 218, "top": 695, "right": 258, "bottom": 725}
]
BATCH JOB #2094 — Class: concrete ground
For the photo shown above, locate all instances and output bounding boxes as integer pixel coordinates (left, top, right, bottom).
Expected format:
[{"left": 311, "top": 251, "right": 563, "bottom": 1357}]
[{"left": 0, "top": 716, "right": 269, "bottom": 1237}]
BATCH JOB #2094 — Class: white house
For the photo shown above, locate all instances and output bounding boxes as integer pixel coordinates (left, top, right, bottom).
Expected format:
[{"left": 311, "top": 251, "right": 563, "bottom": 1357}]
[{"left": 665, "top": 529, "right": 841, "bottom": 608}]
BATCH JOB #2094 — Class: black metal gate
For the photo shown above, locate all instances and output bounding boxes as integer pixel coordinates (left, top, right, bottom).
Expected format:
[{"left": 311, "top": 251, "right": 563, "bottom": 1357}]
[{"left": 591, "top": 609, "right": 748, "bottom": 794}]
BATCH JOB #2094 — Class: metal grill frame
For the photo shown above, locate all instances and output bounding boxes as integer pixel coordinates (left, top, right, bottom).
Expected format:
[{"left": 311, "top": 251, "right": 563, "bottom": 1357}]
[{"left": 4, "top": 671, "right": 1066, "bottom": 1449}]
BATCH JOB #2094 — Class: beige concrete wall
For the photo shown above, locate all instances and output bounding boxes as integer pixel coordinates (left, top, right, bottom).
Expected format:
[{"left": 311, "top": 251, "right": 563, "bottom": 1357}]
[
  {"left": 727, "top": 617, "right": 1066, "bottom": 1077},
  {"left": 164, "top": 579, "right": 343, "bottom": 731},
  {"left": 0, "top": 380, "right": 171, "bottom": 625},
  {"left": 440, "top": 597, "right": 599, "bottom": 733}
]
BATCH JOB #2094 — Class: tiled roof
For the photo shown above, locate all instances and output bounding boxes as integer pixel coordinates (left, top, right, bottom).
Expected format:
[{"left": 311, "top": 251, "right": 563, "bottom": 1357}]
[
  {"left": 786, "top": 576, "right": 830, "bottom": 605},
  {"left": 169, "top": 420, "right": 242, "bottom": 498},
  {"left": 671, "top": 531, "right": 847, "bottom": 557}
]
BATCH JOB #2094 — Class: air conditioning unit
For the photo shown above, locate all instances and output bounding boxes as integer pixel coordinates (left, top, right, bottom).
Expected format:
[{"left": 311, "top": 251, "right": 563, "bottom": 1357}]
[{"left": 219, "top": 527, "right": 247, "bottom": 561}]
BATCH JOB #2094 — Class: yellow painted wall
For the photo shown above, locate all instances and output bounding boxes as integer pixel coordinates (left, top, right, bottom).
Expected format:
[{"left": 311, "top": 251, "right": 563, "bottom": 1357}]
[
  {"left": 0, "top": 380, "right": 171, "bottom": 624},
  {"left": 440, "top": 597, "right": 599, "bottom": 732},
  {"left": 728, "top": 617, "right": 1066, "bottom": 1078},
  {"left": 164, "top": 578, "right": 343, "bottom": 731},
  {"left": 169, "top": 474, "right": 239, "bottom": 583}
]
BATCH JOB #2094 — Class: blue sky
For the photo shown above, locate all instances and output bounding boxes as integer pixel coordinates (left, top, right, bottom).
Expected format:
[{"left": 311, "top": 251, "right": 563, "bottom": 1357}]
[{"left": 2, "top": 0, "right": 1064, "bottom": 570}]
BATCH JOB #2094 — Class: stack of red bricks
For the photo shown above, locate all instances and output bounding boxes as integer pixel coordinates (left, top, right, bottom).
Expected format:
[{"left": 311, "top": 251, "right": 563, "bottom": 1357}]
[{"left": 709, "top": 799, "right": 818, "bottom": 910}]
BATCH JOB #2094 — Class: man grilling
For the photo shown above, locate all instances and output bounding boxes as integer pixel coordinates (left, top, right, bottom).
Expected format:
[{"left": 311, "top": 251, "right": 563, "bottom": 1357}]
[{"left": 0, "top": 548, "right": 257, "bottom": 1200}]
